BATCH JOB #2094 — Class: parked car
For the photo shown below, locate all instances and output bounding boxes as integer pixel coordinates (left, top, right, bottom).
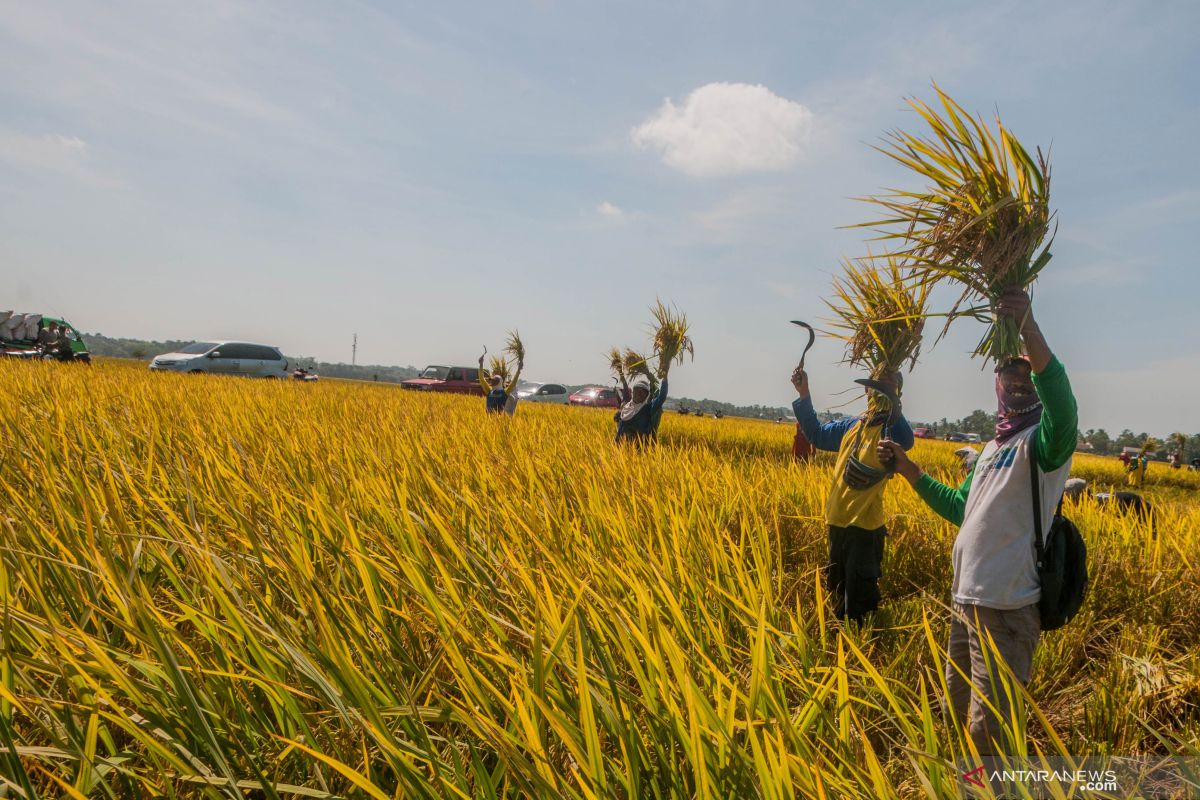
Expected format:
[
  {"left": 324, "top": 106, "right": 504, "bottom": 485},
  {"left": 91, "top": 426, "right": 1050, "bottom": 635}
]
[
  {"left": 912, "top": 426, "right": 936, "bottom": 439},
  {"left": 516, "top": 382, "right": 570, "bottom": 404},
  {"left": 945, "top": 432, "right": 968, "bottom": 443},
  {"left": 569, "top": 386, "right": 622, "bottom": 408},
  {"left": 964, "top": 432, "right": 983, "bottom": 444},
  {"left": 400, "top": 365, "right": 485, "bottom": 395},
  {"left": 149, "top": 341, "right": 289, "bottom": 377}
]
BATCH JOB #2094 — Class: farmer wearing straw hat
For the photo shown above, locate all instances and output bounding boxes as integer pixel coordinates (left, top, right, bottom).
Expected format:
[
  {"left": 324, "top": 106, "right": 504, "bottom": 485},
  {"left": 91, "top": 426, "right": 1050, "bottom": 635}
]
[
  {"left": 878, "top": 287, "right": 1078, "bottom": 756},
  {"left": 614, "top": 375, "right": 668, "bottom": 444},
  {"left": 792, "top": 367, "right": 914, "bottom": 623}
]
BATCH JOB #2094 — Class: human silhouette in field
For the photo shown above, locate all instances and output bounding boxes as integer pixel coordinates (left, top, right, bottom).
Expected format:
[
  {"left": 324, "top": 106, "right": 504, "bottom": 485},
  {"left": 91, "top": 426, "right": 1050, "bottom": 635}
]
[
  {"left": 614, "top": 375, "right": 668, "bottom": 445},
  {"left": 792, "top": 366, "right": 914, "bottom": 623},
  {"left": 878, "top": 287, "right": 1077, "bottom": 757}
]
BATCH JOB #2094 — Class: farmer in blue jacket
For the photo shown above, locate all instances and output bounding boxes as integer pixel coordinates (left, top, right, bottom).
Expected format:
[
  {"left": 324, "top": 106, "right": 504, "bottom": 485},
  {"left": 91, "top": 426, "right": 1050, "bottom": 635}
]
[
  {"left": 614, "top": 376, "right": 668, "bottom": 444},
  {"left": 792, "top": 369, "right": 914, "bottom": 622}
]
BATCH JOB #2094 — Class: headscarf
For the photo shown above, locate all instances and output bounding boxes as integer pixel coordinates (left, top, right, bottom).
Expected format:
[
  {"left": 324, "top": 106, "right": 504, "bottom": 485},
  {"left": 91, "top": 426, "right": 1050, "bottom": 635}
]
[
  {"left": 994, "top": 374, "right": 1042, "bottom": 443},
  {"left": 619, "top": 377, "right": 652, "bottom": 421}
]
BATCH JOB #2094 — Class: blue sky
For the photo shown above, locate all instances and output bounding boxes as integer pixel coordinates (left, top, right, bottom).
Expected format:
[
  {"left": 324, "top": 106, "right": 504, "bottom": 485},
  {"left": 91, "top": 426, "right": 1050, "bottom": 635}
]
[{"left": 2, "top": 1, "right": 1197, "bottom": 433}]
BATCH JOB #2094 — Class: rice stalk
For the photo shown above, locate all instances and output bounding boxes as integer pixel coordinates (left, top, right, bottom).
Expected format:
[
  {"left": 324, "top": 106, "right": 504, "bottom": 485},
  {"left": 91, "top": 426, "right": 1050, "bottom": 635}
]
[
  {"left": 622, "top": 348, "right": 657, "bottom": 388},
  {"left": 607, "top": 347, "right": 627, "bottom": 384},
  {"left": 2, "top": 357, "right": 1197, "bottom": 797},
  {"left": 649, "top": 300, "right": 694, "bottom": 380},
  {"left": 854, "top": 84, "right": 1054, "bottom": 363},
  {"left": 504, "top": 330, "right": 525, "bottom": 369},
  {"left": 823, "top": 255, "right": 928, "bottom": 380}
]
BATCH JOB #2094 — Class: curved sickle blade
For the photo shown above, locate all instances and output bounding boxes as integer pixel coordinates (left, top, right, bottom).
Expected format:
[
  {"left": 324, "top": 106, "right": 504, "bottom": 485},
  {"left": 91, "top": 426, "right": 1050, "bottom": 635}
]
[
  {"left": 855, "top": 377, "right": 902, "bottom": 427},
  {"left": 790, "top": 320, "right": 816, "bottom": 368}
]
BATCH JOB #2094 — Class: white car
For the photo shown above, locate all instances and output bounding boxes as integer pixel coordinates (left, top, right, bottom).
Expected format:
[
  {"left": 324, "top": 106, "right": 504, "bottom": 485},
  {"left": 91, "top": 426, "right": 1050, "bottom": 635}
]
[
  {"left": 515, "top": 381, "right": 570, "bottom": 404},
  {"left": 149, "top": 341, "right": 289, "bottom": 378},
  {"left": 964, "top": 433, "right": 983, "bottom": 444}
]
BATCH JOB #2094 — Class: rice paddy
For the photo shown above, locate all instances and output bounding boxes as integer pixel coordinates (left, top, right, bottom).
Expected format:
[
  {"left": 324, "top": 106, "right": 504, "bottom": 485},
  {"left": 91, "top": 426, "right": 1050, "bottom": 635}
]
[{"left": 2, "top": 358, "right": 1198, "bottom": 798}]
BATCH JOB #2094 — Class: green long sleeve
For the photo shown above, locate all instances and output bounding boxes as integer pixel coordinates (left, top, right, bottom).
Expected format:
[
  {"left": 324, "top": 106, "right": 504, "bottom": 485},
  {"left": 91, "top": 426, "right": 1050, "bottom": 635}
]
[
  {"left": 914, "top": 466, "right": 975, "bottom": 527},
  {"left": 1032, "top": 356, "right": 1078, "bottom": 472}
]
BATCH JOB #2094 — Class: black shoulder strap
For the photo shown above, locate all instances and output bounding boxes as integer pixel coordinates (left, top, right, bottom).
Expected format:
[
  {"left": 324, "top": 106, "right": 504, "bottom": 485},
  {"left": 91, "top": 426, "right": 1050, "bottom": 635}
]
[{"left": 1029, "top": 442, "right": 1045, "bottom": 568}]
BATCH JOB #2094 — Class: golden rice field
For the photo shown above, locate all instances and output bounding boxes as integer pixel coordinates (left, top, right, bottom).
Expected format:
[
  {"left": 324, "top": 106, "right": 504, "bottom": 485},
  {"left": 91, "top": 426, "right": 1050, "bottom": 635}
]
[{"left": 2, "top": 358, "right": 1198, "bottom": 798}]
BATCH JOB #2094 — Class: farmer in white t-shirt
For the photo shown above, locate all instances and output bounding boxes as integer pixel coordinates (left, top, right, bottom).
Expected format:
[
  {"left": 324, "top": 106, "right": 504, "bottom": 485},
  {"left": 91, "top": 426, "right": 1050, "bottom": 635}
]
[{"left": 878, "top": 288, "right": 1078, "bottom": 755}]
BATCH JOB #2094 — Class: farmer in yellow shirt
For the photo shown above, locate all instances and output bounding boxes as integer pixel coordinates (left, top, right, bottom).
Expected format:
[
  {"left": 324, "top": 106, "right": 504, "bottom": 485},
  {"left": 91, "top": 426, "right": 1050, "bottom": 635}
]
[{"left": 791, "top": 367, "right": 913, "bottom": 622}]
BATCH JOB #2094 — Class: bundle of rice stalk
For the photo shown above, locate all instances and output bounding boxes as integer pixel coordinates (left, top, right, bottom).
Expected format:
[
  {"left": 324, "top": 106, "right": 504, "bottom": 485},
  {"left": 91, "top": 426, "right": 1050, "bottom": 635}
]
[
  {"left": 622, "top": 348, "right": 657, "bottom": 388},
  {"left": 650, "top": 299, "right": 693, "bottom": 380},
  {"left": 855, "top": 84, "right": 1053, "bottom": 363},
  {"left": 487, "top": 355, "right": 511, "bottom": 385},
  {"left": 824, "top": 256, "right": 928, "bottom": 380},
  {"left": 504, "top": 330, "right": 525, "bottom": 368},
  {"left": 608, "top": 347, "right": 628, "bottom": 384},
  {"left": 1139, "top": 437, "right": 1159, "bottom": 458}
]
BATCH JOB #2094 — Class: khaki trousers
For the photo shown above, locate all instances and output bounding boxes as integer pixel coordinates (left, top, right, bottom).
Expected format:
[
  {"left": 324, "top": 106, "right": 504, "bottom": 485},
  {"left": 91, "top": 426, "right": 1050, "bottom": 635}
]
[{"left": 946, "top": 602, "right": 1041, "bottom": 755}]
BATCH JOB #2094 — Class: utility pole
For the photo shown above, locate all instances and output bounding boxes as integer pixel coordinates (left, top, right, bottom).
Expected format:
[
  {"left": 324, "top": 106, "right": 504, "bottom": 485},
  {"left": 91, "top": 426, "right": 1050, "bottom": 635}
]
[{"left": 352, "top": 333, "right": 357, "bottom": 366}]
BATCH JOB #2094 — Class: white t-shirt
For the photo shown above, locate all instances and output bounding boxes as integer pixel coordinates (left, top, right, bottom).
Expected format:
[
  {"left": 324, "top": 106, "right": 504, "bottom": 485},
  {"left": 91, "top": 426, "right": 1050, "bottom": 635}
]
[{"left": 952, "top": 426, "right": 1072, "bottom": 610}]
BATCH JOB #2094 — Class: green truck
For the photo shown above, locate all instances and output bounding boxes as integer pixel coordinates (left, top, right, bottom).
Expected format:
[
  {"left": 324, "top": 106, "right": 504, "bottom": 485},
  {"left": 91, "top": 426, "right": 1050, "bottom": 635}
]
[{"left": 0, "top": 312, "right": 91, "bottom": 362}]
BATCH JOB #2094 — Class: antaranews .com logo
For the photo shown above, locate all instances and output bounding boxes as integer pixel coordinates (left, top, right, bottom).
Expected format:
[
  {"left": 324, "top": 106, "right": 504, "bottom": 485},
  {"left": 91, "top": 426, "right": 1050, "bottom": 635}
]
[{"left": 957, "top": 756, "right": 1198, "bottom": 797}]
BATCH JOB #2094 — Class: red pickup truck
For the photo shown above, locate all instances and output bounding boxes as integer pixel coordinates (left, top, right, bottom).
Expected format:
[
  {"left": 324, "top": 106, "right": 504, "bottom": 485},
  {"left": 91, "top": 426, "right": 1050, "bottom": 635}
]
[{"left": 401, "top": 365, "right": 486, "bottom": 395}]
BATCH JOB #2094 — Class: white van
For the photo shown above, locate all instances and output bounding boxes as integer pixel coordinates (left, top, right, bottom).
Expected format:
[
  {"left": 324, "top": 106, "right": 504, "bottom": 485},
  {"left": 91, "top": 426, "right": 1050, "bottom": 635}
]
[{"left": 149, "top": 341, "right": 289, "bottom": 378}]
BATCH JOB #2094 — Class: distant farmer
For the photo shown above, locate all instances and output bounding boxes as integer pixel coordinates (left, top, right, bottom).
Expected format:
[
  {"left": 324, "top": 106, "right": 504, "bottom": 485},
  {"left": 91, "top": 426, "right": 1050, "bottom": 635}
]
[
  {"left": 792, "top": 367, "right": 914, "bottom": 623},
  {"left": 1126, "top": 451, "right": 1149, "bottom": 489},
  {"left": 614, "top": 375, "right": 668, "bottom": 445},
  {"left": 478, "top": 353, "right": 522, "bottom": 416},
  {"left": 52, "top": 326, "right": 75, "bottom": 360},
  {"left": 792, "top": 420, "right": 814, "bottom": 462},
  {"left": 36, "top": 321, "right": 56, "bottom": 350},
  {"left": 878, "top": 287, "right": 1076, "bottom": 756}
]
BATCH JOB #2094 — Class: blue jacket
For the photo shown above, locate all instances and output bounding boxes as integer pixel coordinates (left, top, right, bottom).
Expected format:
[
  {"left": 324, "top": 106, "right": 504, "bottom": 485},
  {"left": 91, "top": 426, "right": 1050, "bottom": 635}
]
[
  {"left": 791, "top": 396, "right": 915, "bottom": 452},
  {"left": 615, "top": 378, "right": 668, "bottom": 443},
  {"left": 485, "top": 387, "right": 508, "bottom": 413}
]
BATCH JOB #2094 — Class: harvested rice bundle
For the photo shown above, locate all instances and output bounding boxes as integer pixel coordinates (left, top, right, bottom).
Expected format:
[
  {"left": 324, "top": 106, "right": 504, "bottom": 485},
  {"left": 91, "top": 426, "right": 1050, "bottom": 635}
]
[
  {"left": 857, "top": 85, "right": 1053, "bottom": 363},
  {"left": 504, "top": 330, "right": 525, "bottom": 368},
  {"left": 608, "top": 347, "right": 628, "bottom": 384},
  {"left": 484, "top": 330, "right": 524, "bottom": 385},
  {"left": 824, "top": 256, "right": 928, "bottom": 381},
  {"left": 622, "top": 348, "right": 657, "bottom": 388},
  {"left": 649, "top": 300, "right": 694, "bottom": 380}
]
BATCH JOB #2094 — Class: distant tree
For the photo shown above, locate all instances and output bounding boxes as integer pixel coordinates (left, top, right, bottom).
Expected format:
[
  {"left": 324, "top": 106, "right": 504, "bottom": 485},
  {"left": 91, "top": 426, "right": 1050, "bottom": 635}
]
[
  {"left": 1114, "top": 430, "right": 1145, "bottom": 452},
  {"left": 1084, "top": 428, "right": 1112, "bottom": 455}
]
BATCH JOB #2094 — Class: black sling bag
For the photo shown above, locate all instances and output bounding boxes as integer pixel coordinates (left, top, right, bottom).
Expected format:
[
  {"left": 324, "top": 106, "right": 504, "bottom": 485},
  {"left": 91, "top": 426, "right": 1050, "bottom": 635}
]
[{"left": 1029, "top": 449, "right": 1089, "bottom": 631}]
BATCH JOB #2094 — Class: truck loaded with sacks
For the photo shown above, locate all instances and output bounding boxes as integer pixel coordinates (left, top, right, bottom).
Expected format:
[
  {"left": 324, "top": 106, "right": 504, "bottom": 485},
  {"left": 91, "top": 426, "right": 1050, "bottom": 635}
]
[{"left": 0, "top": 311, "right": 91, "bottom": 362}]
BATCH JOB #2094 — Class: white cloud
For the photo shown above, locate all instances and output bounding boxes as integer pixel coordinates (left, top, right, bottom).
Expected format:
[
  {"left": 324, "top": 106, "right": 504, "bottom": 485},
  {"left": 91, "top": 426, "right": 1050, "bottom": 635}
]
[
  {"left": 596, "top": 201, "right": 627, "bottom": 221},
  {"left": 0, "top": 131, "right": 94, "bottom": 175},
  {"left": 631, "top": 82, "right": 813, "bottom": 177}
]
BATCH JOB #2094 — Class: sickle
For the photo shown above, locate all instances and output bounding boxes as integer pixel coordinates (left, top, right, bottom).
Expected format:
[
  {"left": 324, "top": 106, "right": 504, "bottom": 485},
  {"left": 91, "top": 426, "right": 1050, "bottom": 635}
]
[
  {"left": 790, "top": 320, "right": 816, "bottom": 368},
  {"left": 840, "top": 378, "right": 903, "bottom": 482}
]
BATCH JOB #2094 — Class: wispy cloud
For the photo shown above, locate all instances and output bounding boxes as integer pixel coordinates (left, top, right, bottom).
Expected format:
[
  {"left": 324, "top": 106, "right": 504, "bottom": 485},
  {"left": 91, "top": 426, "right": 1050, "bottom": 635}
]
[
  {"left": 632, "top": 83, "right": 813, "bottom": 177},
  {"left": 0, "top": 130, "right": 111, "bottom": 184},
  {"left": 596, "top": 201, "right": 628, "bottom": 222}
]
